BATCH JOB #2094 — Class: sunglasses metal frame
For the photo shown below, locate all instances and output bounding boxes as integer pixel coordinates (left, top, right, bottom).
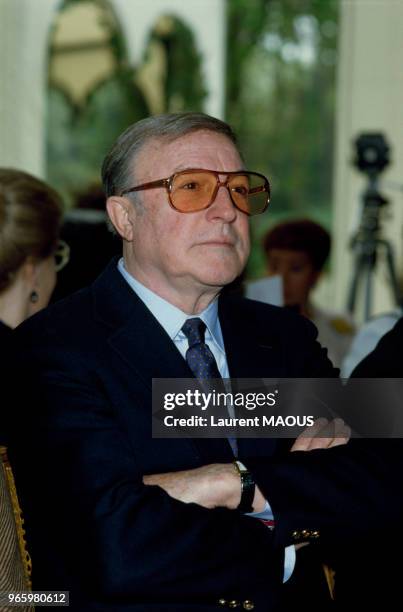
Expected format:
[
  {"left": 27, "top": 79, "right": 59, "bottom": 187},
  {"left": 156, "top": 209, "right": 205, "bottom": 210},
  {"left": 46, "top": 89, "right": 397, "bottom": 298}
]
[{"left": 120, "top": 168, "right": 271, "bottom": 216}]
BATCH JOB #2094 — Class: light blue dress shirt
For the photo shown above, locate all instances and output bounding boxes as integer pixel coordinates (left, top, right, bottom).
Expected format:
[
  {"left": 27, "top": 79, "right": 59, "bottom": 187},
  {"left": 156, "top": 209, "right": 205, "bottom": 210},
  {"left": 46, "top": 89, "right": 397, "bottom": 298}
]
[{"left": 117, "top": 258, "right": 295, "bottom": 581}]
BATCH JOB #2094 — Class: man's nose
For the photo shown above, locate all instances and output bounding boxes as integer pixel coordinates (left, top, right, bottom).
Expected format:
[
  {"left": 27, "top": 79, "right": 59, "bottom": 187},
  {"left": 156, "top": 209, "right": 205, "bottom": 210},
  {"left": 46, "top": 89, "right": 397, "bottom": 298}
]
[{"left": 206, "top": 182, "right": 237, "bottom": 222}]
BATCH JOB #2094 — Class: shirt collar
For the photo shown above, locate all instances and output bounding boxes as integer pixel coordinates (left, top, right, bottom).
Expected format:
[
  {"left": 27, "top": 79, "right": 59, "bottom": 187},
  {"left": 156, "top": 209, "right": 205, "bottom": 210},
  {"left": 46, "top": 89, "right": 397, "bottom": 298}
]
[{"left": 117, "top": 258, "right": 225, "bottom": 351}]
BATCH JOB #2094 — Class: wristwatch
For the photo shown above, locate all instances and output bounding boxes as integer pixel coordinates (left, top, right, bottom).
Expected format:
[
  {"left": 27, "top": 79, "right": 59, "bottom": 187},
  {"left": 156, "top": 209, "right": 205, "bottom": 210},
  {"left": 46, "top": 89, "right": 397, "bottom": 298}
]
[{"left": 233, "top": 460, "right": 255, "bottom": 513}]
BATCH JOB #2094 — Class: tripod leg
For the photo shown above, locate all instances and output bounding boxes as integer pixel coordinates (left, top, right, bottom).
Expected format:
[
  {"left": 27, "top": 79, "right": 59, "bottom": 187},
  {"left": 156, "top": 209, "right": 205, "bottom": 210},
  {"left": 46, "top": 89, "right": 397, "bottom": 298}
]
[
  {"left": 364, "top": 264, "right": 373, "bottom": 321},
  {"left": 383, "top": 242, "right": 401, "bottom": 307},
  {"left": 347, "top": 252, "right": 364, "bottom": 314}
]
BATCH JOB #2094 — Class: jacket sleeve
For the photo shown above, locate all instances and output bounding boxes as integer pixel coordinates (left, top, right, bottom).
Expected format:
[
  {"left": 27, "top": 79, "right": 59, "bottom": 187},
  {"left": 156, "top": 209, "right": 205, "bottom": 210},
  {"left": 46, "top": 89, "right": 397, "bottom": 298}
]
[
  {"left": 243, "top": 314, "right": 403, "bottom": 548},
  {"left": 246, "top": 438, "right": 403, "bottom": 548}
]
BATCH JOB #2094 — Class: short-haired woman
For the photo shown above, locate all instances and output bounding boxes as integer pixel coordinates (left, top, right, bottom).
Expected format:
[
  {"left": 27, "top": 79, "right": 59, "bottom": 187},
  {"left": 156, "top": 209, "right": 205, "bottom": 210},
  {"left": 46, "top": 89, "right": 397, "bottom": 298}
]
[
  {"left": 0, "top": 168, "right": 68, "bottom": 336},
  {"left": 263, "top": 218, "right": 354, "bottom": 369}
]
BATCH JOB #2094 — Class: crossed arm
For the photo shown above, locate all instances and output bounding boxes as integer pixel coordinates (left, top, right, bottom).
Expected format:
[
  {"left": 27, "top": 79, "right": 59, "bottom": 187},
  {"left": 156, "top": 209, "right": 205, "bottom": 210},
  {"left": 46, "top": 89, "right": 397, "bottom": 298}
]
[{"left": 143, "top": 418, "right": 351, "bottom": 512}]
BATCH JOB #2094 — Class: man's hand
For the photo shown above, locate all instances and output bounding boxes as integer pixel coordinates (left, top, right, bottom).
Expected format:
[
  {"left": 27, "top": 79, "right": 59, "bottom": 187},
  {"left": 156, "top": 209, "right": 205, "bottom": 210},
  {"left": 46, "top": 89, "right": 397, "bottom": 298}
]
[
  {"left": 291, "top": 418, "right": 351, "bottom": 452},
  {"left": 143, "top": 463, "right": 266, "bottom": 512}
]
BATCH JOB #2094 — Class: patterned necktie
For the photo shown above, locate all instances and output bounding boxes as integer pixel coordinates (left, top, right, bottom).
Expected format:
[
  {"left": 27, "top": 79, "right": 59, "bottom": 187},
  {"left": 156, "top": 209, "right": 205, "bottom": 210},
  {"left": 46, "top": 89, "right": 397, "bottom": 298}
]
[
  {"left": 182, "top": 318, "right": 238, "bottom": 455},
  {"left": 182, "top": 318, "right": 221, "bottom": 379}
]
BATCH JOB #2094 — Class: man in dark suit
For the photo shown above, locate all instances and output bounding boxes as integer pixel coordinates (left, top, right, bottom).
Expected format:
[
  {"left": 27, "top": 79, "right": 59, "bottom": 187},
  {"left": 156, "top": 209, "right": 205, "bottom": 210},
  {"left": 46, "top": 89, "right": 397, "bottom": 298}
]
[
  {"left": 350, "top": 317, "right": 403, "bottom": 377},
  {"left": 9, "top": 113, "right": 400, "bottom": 611},
  {"left": 331, "top": 320, "right": 403, "bottom": 609}
]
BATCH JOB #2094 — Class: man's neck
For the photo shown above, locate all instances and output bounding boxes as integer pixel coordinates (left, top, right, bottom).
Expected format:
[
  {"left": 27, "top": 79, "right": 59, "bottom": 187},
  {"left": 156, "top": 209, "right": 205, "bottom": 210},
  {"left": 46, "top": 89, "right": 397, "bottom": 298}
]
[
  {"left": 121, "top": 259, "right": 221, "bottom": 315},
  {"left": 159, "top": 286, "right": 221, "bottom": 315},
  {"left": 135, "top": 277, "right": 220, "bottom": 315}
]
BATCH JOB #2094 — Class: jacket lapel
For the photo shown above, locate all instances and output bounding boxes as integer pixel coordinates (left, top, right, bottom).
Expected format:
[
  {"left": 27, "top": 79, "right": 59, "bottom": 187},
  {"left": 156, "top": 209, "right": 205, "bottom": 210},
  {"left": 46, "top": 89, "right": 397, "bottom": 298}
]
[
  {"left": 92, "top": 259, "right": 192, "bottom": 385},
  {"left": 218, "top": 295, "right": 282, "bottom": 458},
  {"left": 218, "top": 294, "right": 284, "bottom": 379},
  {"left": 110, "top": 310, "right": 234, "bottom": 462},
  {"left": 91, "top": 260, "right": 233, "bottom": 463}
]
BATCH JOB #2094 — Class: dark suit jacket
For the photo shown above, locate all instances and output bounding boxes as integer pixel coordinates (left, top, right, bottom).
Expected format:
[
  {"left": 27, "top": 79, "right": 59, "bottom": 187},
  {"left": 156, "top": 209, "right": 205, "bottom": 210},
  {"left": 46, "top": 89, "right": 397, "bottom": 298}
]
[
  {"left": 8, "top": 260, "right": 401, "bottom": 611},
  {"left": 331, "top": 319, "right": 403, "bottom": 609},
  {"left": 351, "top": 317, "right": 403, "bottom": 377}
]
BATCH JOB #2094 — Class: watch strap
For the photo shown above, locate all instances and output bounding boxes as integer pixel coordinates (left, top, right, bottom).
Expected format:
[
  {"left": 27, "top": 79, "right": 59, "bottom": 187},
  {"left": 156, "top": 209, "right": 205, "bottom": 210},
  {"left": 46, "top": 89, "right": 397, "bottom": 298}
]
[{"left": 233, "top": 460, "right": 255, "bottom": 513}]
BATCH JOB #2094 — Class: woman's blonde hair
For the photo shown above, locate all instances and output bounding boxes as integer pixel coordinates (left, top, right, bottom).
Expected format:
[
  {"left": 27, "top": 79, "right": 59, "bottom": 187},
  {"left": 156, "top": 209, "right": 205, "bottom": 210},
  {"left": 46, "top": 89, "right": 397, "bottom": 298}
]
[{"left": 0, "top": 169, "right": 63, "bottom": 292}]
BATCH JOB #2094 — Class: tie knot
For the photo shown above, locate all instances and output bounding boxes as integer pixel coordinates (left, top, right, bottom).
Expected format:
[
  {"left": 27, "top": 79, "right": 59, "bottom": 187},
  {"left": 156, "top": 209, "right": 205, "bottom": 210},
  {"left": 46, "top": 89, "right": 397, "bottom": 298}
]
[{"left": 182, "top": 318, "right": 206, "bottom": 348}]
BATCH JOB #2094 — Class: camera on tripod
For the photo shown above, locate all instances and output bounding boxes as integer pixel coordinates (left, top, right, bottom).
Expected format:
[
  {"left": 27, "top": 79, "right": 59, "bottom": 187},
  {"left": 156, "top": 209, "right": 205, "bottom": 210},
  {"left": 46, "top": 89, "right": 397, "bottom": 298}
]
[
  {"left": 347, "top": 132, "right": 401, "bottom": 319},
  {"left": 352, "top": 133, "right": 390, "bottom": 234},
  {"left": 354, "top": 133, "right": 390, "bottom": 177}
]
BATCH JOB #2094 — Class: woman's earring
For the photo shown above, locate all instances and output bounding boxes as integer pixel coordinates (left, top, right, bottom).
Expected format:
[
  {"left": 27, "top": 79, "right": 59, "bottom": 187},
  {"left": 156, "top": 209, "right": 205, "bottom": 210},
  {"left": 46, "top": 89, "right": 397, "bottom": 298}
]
[{"left": 30, "top": 290, "right": 39, "bottom": 303}]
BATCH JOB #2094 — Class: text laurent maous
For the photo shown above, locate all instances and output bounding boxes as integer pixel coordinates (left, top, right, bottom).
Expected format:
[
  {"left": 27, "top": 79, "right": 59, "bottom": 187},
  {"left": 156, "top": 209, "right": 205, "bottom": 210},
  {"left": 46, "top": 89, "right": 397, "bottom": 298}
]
[{"left": 163, "top": 415, "right": 315, "bottom": 427}]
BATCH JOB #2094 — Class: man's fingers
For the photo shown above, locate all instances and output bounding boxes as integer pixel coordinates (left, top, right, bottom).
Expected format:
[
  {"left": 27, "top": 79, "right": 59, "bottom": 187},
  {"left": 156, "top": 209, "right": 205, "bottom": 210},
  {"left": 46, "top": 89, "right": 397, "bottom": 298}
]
[
  {"left": 308, "top": 418, "right": 351, "bottom": 450},
  {"left": 291, "top": 418, "right": 329, "bottom": 451},
  {"left": 304, "top": 435, "right": 334, "bottom": 451},
  {"left": 327, "top": 422, "right": 351, "bottom": 448},
  {"left": 291, "top": 418, "right": 350, "bottom": 452}
]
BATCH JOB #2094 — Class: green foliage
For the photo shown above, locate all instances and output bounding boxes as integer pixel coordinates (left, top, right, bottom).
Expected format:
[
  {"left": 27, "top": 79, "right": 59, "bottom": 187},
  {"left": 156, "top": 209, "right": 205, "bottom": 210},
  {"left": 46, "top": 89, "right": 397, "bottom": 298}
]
[
  {"left": 46, "top": 72, "right": 150, "bottom": 204},
  {"left": 226, "top": 0, "right": 339, "bottom": 277},
  {"left": 145, "top": 15, "right": 207, "bottom": 112},
  {"left": 226, "top": 0, "right": 268, "bottom": 108}
]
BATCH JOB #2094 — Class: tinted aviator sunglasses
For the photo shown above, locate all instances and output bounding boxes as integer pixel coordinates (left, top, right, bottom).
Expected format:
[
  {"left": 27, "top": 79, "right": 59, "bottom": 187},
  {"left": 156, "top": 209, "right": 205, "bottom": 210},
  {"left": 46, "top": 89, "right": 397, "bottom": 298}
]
[{"left": 120, "top": 168, "right": 271, "bottom": 216}]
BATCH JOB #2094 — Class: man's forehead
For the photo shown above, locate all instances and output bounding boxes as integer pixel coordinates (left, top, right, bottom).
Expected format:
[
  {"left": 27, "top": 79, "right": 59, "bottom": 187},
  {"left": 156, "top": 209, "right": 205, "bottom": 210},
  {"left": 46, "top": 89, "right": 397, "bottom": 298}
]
[{"left": 134, "top": 131, "right": 242, "bottom": 176}]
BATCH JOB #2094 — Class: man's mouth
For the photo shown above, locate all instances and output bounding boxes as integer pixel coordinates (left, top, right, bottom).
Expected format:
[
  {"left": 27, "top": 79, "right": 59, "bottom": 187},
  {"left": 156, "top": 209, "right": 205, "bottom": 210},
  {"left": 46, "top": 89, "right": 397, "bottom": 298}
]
[{"left": 198, "top": 239, "right": 235, "bottom": 247}]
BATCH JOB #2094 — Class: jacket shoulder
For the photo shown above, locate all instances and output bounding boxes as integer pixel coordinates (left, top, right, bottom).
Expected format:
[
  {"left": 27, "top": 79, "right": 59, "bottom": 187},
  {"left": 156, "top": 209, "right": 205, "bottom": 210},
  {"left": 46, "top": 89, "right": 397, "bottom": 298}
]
[{"left": 221, "top": 295, "right": 318, "bottom": 338}]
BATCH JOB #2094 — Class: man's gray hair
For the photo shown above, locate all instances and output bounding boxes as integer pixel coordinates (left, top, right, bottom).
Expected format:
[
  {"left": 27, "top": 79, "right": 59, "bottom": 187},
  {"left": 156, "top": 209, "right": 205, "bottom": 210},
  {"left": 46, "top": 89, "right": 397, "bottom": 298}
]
[{"left": 101, "top": 112, "right": 239, "bottom": 198}]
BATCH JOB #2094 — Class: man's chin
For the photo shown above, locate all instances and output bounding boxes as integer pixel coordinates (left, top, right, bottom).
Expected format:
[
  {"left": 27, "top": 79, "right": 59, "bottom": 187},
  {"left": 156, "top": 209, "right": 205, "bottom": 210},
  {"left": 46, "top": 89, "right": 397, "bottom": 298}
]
[
  {"left": 189, "top": 253, "right": 247, "bottom": 289},
  {"left": 197, "top": 268, "right": 243, "bottom": 289}
]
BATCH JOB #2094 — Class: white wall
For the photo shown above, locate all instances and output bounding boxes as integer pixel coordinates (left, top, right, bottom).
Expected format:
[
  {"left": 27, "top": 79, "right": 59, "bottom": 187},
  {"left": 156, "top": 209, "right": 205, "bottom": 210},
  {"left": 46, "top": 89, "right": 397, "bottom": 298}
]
[
  {"left": 331, "top": 0, "right": 403, "bottom": 320},
  {"left": 0, "top": 0, "right": 60, "bottom": 176}
]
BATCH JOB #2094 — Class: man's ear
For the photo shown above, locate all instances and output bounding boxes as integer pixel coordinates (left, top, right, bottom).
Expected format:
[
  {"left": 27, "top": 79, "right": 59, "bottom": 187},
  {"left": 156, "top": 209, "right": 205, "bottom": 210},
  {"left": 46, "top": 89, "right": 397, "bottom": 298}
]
[{"left": 106, "top": 196, "right": 136, "bottom": 241}]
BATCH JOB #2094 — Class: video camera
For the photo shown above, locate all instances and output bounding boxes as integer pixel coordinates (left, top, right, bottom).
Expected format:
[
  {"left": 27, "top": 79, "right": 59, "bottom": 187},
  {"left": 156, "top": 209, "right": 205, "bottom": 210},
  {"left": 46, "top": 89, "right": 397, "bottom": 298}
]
[
  {"left": 347, "top": 131, "right": 400, "bottom": 318},
  {"left": 353, "top": 133, "right": 390, "bottom": 177}
]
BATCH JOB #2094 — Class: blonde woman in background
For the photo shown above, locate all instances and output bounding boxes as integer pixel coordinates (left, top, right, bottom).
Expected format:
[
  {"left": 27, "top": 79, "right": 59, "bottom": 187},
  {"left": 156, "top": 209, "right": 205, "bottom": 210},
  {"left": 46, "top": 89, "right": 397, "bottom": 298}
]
[
  {"left": 0, "top": 168, "right": 67, "bottom": 605},
  {"left": 0, "top": 168, "right": 68, "bottom": 335}
]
